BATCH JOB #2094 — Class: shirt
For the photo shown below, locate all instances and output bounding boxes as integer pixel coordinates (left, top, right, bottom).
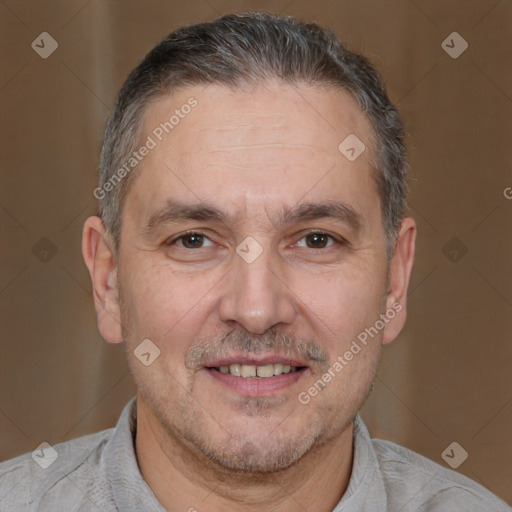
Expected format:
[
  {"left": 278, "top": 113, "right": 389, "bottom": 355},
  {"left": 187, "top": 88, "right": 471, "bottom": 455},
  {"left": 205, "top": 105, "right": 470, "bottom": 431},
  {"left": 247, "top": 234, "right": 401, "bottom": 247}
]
[{"left": 0, "top": 398, "right": 509, "bottom": 511}]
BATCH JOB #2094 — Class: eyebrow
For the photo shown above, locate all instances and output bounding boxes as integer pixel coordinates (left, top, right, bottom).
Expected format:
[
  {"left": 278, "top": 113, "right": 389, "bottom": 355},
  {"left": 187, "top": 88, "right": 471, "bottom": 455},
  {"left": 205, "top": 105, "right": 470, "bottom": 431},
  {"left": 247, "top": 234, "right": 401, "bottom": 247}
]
[
  {"left": 280, "top": 202, "right": 361, "bottom": 232},
  {"left": 143, "top": 199, "right": 362, "bottom": 234},
  {"left": 144, "top": 200, "right": 226, "bottom": 234}
]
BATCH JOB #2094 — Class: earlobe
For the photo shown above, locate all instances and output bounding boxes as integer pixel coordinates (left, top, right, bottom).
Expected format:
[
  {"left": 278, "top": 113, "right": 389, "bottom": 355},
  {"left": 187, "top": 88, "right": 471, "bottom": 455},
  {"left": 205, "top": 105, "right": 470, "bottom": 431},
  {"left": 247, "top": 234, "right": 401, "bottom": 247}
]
[
  {"left": 82, "top": 216, "right": 124, "bottom": 344},
  {"left": 381, "top": 217, "right": 416, "bottom": 345}
]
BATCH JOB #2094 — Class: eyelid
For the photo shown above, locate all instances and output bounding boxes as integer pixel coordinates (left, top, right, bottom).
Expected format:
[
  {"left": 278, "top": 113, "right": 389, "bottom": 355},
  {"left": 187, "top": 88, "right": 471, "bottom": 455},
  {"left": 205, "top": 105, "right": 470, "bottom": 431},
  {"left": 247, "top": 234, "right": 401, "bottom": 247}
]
[
  {"left": 166, "top": 230, "right": 215, "bottom": 247},
  {"left": 293, "top": 229, "right": 347, "bottom": 247}
]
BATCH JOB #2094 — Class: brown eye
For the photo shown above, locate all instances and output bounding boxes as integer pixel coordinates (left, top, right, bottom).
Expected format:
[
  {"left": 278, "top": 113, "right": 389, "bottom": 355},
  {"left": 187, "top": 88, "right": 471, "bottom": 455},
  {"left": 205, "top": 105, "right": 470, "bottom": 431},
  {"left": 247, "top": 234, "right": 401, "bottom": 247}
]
[
  {"left": 304, "top": 232, "right": 332, "bottom": 249},
  {"left": 182, "top": 234, "right": 203, "bottom": 248},
  {"left": 174, "top": 233, "right": 213, "bottom": 249}
]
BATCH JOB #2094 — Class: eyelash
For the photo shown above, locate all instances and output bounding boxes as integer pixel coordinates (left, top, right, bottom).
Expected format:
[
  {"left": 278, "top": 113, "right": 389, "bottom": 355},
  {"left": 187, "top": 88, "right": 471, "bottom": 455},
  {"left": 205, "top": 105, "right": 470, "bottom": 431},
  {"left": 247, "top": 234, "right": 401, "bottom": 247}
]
[
  {"left": 167, "top": 230, "right": 215, "bottom": 248},
  {"left": 166, "top": 230, "right": 346, "bottom": 249}
]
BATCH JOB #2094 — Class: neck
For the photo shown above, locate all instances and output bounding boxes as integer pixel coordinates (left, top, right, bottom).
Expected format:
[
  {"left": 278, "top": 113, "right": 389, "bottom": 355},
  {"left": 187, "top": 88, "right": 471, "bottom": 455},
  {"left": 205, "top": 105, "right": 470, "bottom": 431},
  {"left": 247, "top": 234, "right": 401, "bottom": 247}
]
[{"left": 135, "top": 396, "right": 354, "bottom": 512}]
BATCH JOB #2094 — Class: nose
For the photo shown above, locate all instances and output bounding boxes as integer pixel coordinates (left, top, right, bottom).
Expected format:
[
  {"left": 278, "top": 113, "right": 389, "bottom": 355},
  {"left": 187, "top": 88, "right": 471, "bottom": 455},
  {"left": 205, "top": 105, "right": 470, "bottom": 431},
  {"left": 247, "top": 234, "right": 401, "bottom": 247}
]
[{"left": 218, "top": 243, "right": 297, "bottom": 334}]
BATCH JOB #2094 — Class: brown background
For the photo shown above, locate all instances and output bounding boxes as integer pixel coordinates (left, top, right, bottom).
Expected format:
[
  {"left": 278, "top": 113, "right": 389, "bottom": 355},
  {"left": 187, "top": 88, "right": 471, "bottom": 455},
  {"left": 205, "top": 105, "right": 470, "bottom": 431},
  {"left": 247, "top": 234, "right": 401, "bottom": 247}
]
[{"left": 1, "top": 0, "right": 511, "bottom": 505}]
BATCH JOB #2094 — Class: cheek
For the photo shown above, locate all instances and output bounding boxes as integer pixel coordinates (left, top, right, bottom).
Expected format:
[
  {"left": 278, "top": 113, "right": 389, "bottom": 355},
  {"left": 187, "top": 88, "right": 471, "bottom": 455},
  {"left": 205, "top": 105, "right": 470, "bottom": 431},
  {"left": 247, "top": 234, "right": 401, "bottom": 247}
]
[
  {"left": 120, "top": 259, "right": 221, "bottom": 343},
  {"left": 293, "top": 263, "right": 386, "bottom": 343}
]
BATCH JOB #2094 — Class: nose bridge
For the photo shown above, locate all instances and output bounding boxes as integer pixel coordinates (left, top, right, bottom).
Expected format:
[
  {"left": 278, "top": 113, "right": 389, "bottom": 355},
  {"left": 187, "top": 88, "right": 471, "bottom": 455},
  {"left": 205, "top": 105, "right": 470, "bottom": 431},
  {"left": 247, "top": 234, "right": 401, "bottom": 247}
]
[{"left": 218, "top": 239, "right": 296, "bottom": 334}]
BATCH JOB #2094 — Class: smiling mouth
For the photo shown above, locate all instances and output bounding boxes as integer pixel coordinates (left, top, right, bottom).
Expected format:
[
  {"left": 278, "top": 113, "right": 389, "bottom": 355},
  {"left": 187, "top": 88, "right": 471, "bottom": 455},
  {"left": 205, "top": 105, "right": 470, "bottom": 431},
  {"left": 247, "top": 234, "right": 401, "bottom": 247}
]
[{"left": 210, "top": 363, "right": 305, "bottom": 378}]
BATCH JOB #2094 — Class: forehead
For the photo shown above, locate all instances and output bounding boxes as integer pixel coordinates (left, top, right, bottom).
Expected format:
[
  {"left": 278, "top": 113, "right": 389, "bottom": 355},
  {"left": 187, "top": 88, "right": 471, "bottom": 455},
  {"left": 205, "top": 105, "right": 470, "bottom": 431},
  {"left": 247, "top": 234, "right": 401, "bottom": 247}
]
[{"left": 126, "top": 82, "right": 379, "bottom": 229}]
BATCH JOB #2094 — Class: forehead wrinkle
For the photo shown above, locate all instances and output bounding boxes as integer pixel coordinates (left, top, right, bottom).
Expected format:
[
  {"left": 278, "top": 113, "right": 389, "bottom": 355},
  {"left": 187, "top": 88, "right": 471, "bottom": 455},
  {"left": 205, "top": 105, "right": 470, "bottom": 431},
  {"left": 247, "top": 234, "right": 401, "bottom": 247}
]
[
  {"left": 209, "top": 143, "right": 317, "bottom": 151},
  {"left": 195, "top": 110, "right": 287, "bottom": 126}
]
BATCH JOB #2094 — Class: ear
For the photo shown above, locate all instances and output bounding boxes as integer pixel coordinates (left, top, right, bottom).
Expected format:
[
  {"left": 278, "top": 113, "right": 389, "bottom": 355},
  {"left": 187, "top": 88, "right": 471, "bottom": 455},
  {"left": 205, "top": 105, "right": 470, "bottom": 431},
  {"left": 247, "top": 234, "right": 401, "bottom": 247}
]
[
  {"left": 382, "top": 217, "right": 416, "bottom": 345},
  {"left": 82, "top": 216, "right": 123, "bottom": 344}
]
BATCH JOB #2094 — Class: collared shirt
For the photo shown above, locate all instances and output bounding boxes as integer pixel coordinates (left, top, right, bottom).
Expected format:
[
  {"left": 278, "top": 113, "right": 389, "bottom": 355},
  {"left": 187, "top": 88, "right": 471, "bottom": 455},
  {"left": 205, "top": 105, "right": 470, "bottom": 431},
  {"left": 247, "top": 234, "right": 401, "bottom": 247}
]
[{"left": 0, "top": 398, "right": 509, "bottom": 511}]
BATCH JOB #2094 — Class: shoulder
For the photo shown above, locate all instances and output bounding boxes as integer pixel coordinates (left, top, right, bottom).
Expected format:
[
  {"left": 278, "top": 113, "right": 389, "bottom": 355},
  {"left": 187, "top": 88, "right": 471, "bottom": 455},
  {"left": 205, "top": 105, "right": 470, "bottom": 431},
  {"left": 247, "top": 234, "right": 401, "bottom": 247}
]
[
  {"left": 371, "top": 437, "right": 510, "bottom": 511},
  {"left": 0, "top": 428, "right": 114, "bottom": 511}
]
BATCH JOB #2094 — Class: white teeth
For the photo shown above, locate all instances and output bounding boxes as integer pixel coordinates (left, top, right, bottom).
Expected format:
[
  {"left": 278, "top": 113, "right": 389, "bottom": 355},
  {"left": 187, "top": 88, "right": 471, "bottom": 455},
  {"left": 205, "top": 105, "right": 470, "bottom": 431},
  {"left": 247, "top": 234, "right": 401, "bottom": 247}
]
[
  {"left": 256, "top": 364, "right": 274, "bottom": 378},
  {"left": 217, "top": 363, "right": 299, "bottom": 378},
  {"left": 241, "top": 365, "right": 256, "bottom": 378},
  {"left": 229, "top": 364, "right": 241, "bottom": 376}
]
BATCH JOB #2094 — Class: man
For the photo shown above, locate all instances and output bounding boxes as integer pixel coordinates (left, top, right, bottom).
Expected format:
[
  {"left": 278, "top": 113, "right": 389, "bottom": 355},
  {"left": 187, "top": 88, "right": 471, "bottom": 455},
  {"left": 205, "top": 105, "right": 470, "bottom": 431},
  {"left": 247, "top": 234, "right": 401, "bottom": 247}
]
[{"left": 1, "top": 12, "right": 508, "bottom": 512}]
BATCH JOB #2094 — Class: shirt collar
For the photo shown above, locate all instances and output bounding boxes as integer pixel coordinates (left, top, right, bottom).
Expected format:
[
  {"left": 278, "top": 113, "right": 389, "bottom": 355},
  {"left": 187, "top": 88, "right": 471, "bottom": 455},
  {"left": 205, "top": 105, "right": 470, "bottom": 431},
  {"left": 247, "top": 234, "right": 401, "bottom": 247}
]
[
  {"left": 332, "top": 414, "right": 384, "bottom": 511},
  {"left": 105, "top": 397, "right": 165, "bottom": 512}
]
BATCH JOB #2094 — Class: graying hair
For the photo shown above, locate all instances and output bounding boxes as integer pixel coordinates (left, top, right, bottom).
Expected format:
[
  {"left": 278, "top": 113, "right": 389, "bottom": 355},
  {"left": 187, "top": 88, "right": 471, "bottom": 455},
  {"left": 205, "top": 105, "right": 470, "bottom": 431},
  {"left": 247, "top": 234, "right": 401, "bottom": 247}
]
[{"left": 99, "top": 12, "right": 408, "bottom": 256}]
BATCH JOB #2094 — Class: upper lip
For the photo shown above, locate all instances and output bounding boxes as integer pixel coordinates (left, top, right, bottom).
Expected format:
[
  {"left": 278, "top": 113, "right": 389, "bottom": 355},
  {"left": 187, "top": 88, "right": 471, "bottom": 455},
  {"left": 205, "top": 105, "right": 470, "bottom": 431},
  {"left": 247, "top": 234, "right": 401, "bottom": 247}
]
[{"left": 203, "top": 354, "right": 308, "bottom": 368}]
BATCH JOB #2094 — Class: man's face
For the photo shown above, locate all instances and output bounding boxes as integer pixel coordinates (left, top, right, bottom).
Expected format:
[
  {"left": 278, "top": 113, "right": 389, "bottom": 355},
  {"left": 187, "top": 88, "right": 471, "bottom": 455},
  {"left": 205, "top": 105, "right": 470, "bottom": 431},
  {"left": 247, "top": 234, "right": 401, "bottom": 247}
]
[{"left": 117, "top": 83, "right": 391, "bottom": 472}]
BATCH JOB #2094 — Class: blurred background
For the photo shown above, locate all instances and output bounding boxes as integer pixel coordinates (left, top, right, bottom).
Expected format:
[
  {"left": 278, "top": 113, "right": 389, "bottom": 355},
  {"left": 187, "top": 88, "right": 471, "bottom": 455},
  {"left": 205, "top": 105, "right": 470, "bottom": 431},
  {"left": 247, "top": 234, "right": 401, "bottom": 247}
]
[{"left": 1, "top": 0, "right": 511, "bottom": 504}]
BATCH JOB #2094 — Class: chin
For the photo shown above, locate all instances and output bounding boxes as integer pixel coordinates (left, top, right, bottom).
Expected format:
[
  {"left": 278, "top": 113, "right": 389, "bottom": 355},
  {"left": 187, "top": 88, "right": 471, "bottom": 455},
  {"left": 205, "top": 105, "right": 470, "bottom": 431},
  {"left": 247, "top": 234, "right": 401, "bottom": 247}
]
[
  {"left": 195, "top": 432, "right": 317, "bottom": 474},
  {"left": 187, "top": 406, "right": 345, "bottom": 475}
]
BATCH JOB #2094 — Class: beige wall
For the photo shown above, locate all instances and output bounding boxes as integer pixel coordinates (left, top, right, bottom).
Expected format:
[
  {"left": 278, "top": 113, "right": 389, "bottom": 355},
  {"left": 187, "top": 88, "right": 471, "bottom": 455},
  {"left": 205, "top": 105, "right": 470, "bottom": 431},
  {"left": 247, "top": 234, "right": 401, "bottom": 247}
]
[{"left": 1, "top": 0, "right": 511, "bottom": 504}]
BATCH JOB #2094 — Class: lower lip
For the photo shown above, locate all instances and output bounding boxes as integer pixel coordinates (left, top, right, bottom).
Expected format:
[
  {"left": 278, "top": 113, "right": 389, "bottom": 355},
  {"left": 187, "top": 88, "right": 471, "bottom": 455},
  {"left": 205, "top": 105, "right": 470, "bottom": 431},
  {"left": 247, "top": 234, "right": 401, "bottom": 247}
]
[{"left": 204, "top": 368, "right": 308, "bottom": 397}]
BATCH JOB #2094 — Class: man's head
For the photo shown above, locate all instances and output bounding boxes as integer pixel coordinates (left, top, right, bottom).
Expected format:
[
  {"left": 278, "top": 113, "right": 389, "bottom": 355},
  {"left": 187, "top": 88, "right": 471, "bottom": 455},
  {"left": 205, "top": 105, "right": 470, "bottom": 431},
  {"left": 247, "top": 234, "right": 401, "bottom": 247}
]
[
  {"left": 97, "top": 12, "right": 408, "bottom": 257},
  {"left": 83, "top": 12, "right": 415, "bottom": 475}
]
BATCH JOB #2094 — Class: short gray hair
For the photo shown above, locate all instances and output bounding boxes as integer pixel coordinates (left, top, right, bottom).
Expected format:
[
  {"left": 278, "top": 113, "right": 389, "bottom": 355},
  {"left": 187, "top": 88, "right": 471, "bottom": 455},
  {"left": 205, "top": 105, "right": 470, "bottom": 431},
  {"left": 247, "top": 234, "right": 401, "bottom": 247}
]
[{"left": 99, "top": 12, "right": 408, "bottom": 256}]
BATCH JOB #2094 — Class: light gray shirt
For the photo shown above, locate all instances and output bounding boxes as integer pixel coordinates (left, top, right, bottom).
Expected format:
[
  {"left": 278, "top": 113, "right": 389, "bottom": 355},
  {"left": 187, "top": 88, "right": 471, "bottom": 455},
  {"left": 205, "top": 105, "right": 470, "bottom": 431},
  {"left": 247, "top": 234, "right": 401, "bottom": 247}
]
[{"left": 0, "top": 398, "right": 509, "bottom": 511}]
